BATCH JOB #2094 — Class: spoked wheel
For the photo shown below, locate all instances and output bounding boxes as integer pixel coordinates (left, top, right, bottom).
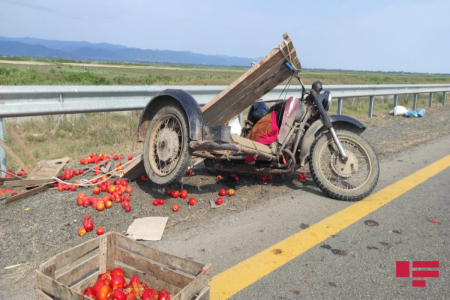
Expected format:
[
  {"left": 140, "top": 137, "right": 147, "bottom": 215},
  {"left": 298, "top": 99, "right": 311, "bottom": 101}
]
[
  {"left": 309, "top": 130, "right": 379, "bottom": 201},
  {"left": 143, "top": 105, "right": 191, "bottom": 185}
]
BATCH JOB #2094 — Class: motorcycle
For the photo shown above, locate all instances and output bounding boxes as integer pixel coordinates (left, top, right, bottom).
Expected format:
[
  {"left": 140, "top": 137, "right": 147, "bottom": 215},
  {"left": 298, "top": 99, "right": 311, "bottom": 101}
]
[{"left": 136, "top": 37, "right": 379, "bottom": 201}]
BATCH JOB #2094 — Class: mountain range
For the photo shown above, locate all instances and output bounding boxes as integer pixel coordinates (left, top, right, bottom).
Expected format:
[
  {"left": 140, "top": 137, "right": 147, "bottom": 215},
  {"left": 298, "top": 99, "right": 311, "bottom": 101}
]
[{"left": 0, "top": 36, "right": 258, "bottom": 67}]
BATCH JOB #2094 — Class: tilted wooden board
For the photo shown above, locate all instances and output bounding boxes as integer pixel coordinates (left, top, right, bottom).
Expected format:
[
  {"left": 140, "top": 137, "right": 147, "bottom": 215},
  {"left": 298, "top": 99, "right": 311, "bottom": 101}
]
[{"left": 201, "top": 33, "right": 301, "bottom": 126}]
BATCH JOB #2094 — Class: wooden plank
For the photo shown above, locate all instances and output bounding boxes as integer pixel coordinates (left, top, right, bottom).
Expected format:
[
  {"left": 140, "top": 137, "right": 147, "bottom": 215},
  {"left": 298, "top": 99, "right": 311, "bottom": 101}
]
[
  {"left": 54, "top": 236, "right": 100, "bottom": 269},
  {"left": 29, "top": 157, "right": 71, "bottom": 180},
  {"left": 0, "top": 137, "right": 28, "bottom": 171},
  {"left": 230, "top": 134, "right": 271, "bottom": 154},
  {"left": 7, "top": 126, "right": 38, "bottom": 167},
  {"left": 3, "top": 179, "right": 55, "bottom": 187},
  {"left": 172, "top": 263, "right": 212, "bottom": 300},
  {"left": 4, "top": 184, "right": 49, "bottom": 204},
  {"left": 115, "top": 234, "right": 203, "bottom": 276},
  {"left": 70, "top": 271, "right": 99, "bottom": 294},
  {"left": 114, "top": 247, "right": 193, "bottom": 288},
  {"left": 27, "top": 161, "right": 46, "bottom": 178},
  {"left": 196, "top": 287, "right": 210, "bottom": 300},
  {"left": 119, "top": 264, "right": 182, "bottom": 296},
  {"left": 99, "top": 233, "right": 115, "bottom": 273},
  {"left": 35, "top": 288, "right": 54, "bottom": 300},
  {"left": 35, "top": 270, "right": 89, "bottom": 300},
  {"left": 56, "top": 254, "right": 99, "bottom": 286},
  {"left": 202, "top": 33, "right": 300, "bottom": 125},
  {"left": 40, "top": 257, "right": 56, "bottom": 278},
  {"left": 205, "top": 54, "right": 294, "bottom": 125}
]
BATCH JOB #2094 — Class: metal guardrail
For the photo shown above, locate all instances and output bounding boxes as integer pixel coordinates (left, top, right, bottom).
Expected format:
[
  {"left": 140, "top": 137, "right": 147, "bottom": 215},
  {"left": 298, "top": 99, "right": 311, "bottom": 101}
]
[
  {"left": 0, "top": 84, "right": 448, "bottom": 118},
  {"left": 0, "top": 84, "right": 448, "bottom": 170}
]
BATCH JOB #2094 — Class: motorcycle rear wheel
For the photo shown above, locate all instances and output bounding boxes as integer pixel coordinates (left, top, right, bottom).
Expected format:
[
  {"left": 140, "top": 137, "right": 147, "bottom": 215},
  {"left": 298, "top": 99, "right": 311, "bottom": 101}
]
[{"left": 309, "top": 130, "right": 379, "bottom": 201}]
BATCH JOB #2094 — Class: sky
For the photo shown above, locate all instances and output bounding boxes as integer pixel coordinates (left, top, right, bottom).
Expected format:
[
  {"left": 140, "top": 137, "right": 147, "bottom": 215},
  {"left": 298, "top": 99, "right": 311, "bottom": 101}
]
[{"left": 0, "top": 0, "right": 449, "bottom": 73}]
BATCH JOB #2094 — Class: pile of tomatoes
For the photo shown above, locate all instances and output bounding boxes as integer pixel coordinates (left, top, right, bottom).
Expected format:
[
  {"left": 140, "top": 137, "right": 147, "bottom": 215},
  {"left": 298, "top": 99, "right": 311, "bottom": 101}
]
[
  {"left": 1, "top": 168, "right": 27, "bottom": 178},
  {"left": 77, "top": 178, "right": 133, "bottom": 213},
  {"left": 83, "top": 268, "right": 170, "bottom": 300}
]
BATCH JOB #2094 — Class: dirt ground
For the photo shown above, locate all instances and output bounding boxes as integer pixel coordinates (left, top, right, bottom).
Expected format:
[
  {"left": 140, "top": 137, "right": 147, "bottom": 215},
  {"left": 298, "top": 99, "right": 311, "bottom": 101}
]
[{"left": 0, "top": 104, "right": 449, "bottom": 299}]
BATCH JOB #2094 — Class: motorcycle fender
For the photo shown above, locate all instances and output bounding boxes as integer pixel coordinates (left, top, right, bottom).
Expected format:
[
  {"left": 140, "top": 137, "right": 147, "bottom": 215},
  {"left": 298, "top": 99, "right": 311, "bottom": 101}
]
[
  {"left": 137, "top": 89, "right": 204, "bottom": 142},
  {"left": 298, "top": 115, "right": 366, "bottom": 166}
]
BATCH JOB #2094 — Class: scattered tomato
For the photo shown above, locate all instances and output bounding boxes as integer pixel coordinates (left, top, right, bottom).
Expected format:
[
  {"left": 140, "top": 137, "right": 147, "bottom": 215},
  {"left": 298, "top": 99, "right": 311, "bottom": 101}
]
[
  {"left": 84, "top": 220, "right": 94, "bottom": 232},
  {"left": 105, "top": 200, "right": 113, "bottom": 209},
  {"left": 186, "top": 169, "right": 193, "bottom": 176},
  {"left": 79, "top": 169, "right": 84, "bottom": 175},
  {"left": 219, "top": 189, "right": 226, "bottom": 196},
  {"left": 125, "top": 186, "right": 132, "bottom": 194},
  {"left": 166, "top": 189, "right": 172, "bottom": 196},
  {"left": 124, "top": 205, "right": 131, "bottom": 213},
  {"left": 180, "top": 190, "right": 188, "bottom": 199},
  {"left": 159, "top": 199, "right": 164, "bottom": 205},
  {"left": 108, "top": 185, "right": 116, "bottom": 194},
  {"left": 113, "top": 155, "right": 119, "bottom": 160},
  {"left": 153, "top": 199, "right": 159, "bottom": 206},
  {"left": 228, "top": 189, "right": 235, "bottom": 196},
  {"left": 188, "top": 197, "right": 197, "bottom": 205},
  {"left": 139, "top": 175, "right": 146, "bottom": 182},
  {"left": 172, "top": 204, "right": 179, "bottom": 212},
  {"left": 120, "top": 155, "right": 124, "bottom": 160},
  {"left": 77, "top": 193, "right": 86, "bottom": 200},
  {"left": 128, "top": 155, "right": 133, "bottom": 160},
  {"left": 266, "top": 175, "right": 273, "bottom": 182},
  {"left": 123, "top": 194, "right": 130, "bottom": 202},
  {"left": 216, "top": 197, "right": 223, "bottom": 205},
  {"left": 122, "top": 201, "right": 130, "bottom": 209},
  {"left": 96, "top": 226, "right": 105, "bottom": 235},
  {"left": 299, "top": 172, "right": 307, "bottom": 180},
  {"left": 261, "top": 175, "right": 267, "bottom": 183},
  {"left": 171, "top": 190, "right": 180, "bottom": 198},
  {"left": 82, "top": 198, "right": 91, "bottom": 207},
  {"left": 93, "top": 187, "right": 101, "bottom": 195},
  {"left": 80, "top": 158, "right": 86, "bottom": 165},
  {"left": 78, "top": 228, "right": 86, "bottom": 236}
]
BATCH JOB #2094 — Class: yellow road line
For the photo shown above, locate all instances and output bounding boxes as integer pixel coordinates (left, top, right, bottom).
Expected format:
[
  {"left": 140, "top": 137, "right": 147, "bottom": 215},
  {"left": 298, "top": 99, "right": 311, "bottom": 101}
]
[{"left": 209, "top": 154, "right": 450, "bottom": 299}]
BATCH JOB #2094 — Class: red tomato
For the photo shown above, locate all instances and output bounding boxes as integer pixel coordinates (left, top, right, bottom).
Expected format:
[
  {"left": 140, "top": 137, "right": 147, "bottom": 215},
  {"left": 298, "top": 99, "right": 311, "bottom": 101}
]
[
  {"left": 96, "top": 226, "right": 105, "bottom": 235},
  {"left": 84, "top": 221, "right": 94, "bottom": 232},
  {"left": 123, "top": 194, "right": 130, "bottom": 202},
  {"left": 77, "top": 197, "right": 83, "bottom": 206},
  {"left": 266, "top": 175, "right": 273, "bottom": 182},
  {"left": 120, "top": 155, "right": 124, "bottom": 160},
  {"left": 113, "top": 289, "right": 127, "bottom": 300},
  {"left": 261, "top": 175, "right": 267, "bottom": 183},
  {"left": 114, "top": 155, "right": 119, "bottom": 160},
  {"left": 101, "top": 185, "right": 107, "bottom": 193},
  {"left": 96, "top": 285, "right": 113, "bottom": 300},
  {"left": 105, "top": 200, "right": 113, "bottom": 209},
  {"left": 108, "top": 185, "right": 116, "bottom": 194},
  {"left": 79, "top": 169, "right": 84, "bottom": 175},
  {"left": 110, "top": 275, "right": 125, "bottom": 289},
  {"left": 124, "top": 205, "right": 131, "bottom": 212},
  {"left": 129, "top": 275, "right": 140, "bottom": 286},
  {"left": 142, "top": 289, "right": 160, "bottom": 300},
  {"left": 80, "top": 158, "right": 86, "bottom": 165},
  {"left": 140, "top": 175, "right": 147, "bottom": 182},
  {"left": 172, "top": 204, "right": 179, "bottom": 212},
  {"left": 93, "top": 187, "right": 101, "bottom": 195},
  {"left": 299, "top": 172, "right": 307, "bottom": 180},
  {"left": 74, "top": 170, "right": 80, "bottom": 176},
  {"left": 188, "top": 197, "right": 196, "bottom": 205},
  {"left": 92, "top": 280, "right": 106, "bottom": 294},
  {"left": 158, "top": 290, "right": 170, "bottom": 300},
  {"left": 89, "top": 153, "right": 94, "bottom": 158},
  {"left": 63, "top": 184, "right": 70, "bottom": 191},
  {"left": 78, "top": 228, "right": 86, "bottom": 236},
  {"left": 125, "top": 187, "right": 132, "bottom": 194},
  {"left": 216, "top": 197, "right": 223, "bottom": 205},
  {"left": 111, "top": 267, "right": 124, "bottom": 278},
  {"left": 153, "top": 199, "right": 159, "bottom": 206},
  {"left": 97, "top": 201, "right": 105, "bottom": 211},
  {"left": 82, "top": 198, "right": 91, "bottom": 207},
  {"left": 171, "top": 190, "right": 180, "bottom": 198},
  {"left": 121, "top": 180, "right": 128, "bottom": 186},
  {"left": 83, "top": 288, "right": 95, "bottom": 298},
  {"left": 128, "top": 155, "right": 133, "bottom": 160},
  {"left": 228, "top": 189, "right": 235, "bottom": 196},
  {"left": 159, "top": 199, "right": 164, "bottom": 205},
  {"left": 166, "top": 189, "right": 172, "bottom": 196},
  {"left": 180, "top": 190, "right": 188, "bottom": 199},
  {"left": 186, "top": 169, "right": 193, "bottom": 176},
  {"left": 219, "top": 189, "right": 226, "bottom": 196},
  {"left": 122, "top": 201, "right": 130, "bottom": 209}
]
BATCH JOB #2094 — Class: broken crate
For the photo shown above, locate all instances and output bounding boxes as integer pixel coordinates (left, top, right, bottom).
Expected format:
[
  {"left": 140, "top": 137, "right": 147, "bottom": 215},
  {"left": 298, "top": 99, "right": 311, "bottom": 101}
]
[{"left": 35, "top": 232, "right": 211, "bottom": 300}]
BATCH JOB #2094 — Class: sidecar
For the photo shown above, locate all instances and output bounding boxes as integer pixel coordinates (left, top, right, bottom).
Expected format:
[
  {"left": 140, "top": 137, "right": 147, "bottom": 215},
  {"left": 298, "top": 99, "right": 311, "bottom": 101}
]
[{"left": 136, "top": 33, "right": 302, "bottom": 185}]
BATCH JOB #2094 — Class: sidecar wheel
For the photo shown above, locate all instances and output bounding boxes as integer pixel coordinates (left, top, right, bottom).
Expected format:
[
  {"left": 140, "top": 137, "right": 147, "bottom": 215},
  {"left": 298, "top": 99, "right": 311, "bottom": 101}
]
[
  {"left": 309, "top": 130, "right": 379, "bottom": 201},
  {"left": 143, "top": 105, "right": 191, "bottom": 185}
]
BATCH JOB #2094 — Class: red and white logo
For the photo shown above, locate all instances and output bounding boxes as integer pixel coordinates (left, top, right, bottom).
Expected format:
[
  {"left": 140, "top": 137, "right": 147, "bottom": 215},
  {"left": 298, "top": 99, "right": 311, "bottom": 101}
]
[{"left": 396, "top": 261, "right": 439, "bottom": 287}]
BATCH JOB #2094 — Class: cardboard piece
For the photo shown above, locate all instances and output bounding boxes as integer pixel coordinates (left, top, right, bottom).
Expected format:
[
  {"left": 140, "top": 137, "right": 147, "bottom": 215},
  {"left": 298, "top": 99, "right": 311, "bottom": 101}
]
[{"left": 126, "top": 217, "right": 168, "bottom": 241}]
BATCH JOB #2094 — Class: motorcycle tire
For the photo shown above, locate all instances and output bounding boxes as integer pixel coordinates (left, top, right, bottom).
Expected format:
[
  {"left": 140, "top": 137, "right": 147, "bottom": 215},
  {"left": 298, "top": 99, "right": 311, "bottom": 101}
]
[{"left": 309, "top": 130, "right": 380, "bottom": 201}]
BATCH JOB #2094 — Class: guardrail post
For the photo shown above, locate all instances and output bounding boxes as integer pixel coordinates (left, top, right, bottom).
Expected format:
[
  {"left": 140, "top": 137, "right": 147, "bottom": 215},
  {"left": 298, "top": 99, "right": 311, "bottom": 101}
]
[
  {"left": 443, "top": 92, "right": 446, "bottom": 106},
  {"left": 429, "top": 93, "right": 433, "bottom": 107},
  {"left": 368, "top": 96, "right": 374, "bottom": 118},
  {"left": 337, "top": 98, "right": 343, "bottom": 115},
  {"left": 0, "top": 118, "right": 6, "bottom": 172},
  {"left": 393, "top": 95, "right": 398, "bottom": 107},
  {"left": 413, "top": 94, "right": 418, "bottom": 110}
]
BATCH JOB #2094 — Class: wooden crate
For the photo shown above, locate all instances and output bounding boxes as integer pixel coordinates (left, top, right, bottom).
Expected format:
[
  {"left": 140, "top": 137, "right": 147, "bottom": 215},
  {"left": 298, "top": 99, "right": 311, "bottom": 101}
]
[{"left": 35, "top": 232, "right": 211, "bottom": 300}]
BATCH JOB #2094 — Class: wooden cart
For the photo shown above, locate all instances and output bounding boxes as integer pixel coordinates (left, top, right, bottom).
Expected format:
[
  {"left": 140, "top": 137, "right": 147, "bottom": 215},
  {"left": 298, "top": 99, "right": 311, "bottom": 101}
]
[{"left": 35, "top": 232, "right": 211, "bottom": 300}]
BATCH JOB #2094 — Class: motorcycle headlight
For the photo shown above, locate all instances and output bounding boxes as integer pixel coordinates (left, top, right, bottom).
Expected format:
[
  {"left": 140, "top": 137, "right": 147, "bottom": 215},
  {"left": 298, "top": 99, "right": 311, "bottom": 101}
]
[{"left": 322, "top": 92, "right": 332, "bottom": 111}]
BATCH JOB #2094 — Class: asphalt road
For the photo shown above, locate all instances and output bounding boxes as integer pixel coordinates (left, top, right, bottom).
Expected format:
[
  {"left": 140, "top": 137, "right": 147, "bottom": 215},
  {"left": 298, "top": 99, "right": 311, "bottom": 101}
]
[{"left": 148, "top": 134, "right": 450, "bottom": 299}]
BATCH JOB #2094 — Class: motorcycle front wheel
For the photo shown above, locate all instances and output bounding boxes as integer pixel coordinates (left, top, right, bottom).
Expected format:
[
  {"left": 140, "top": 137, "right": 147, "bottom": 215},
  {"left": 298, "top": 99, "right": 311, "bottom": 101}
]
[{"left": 309, "top": 130, "right": 379, "bottom": 201}]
